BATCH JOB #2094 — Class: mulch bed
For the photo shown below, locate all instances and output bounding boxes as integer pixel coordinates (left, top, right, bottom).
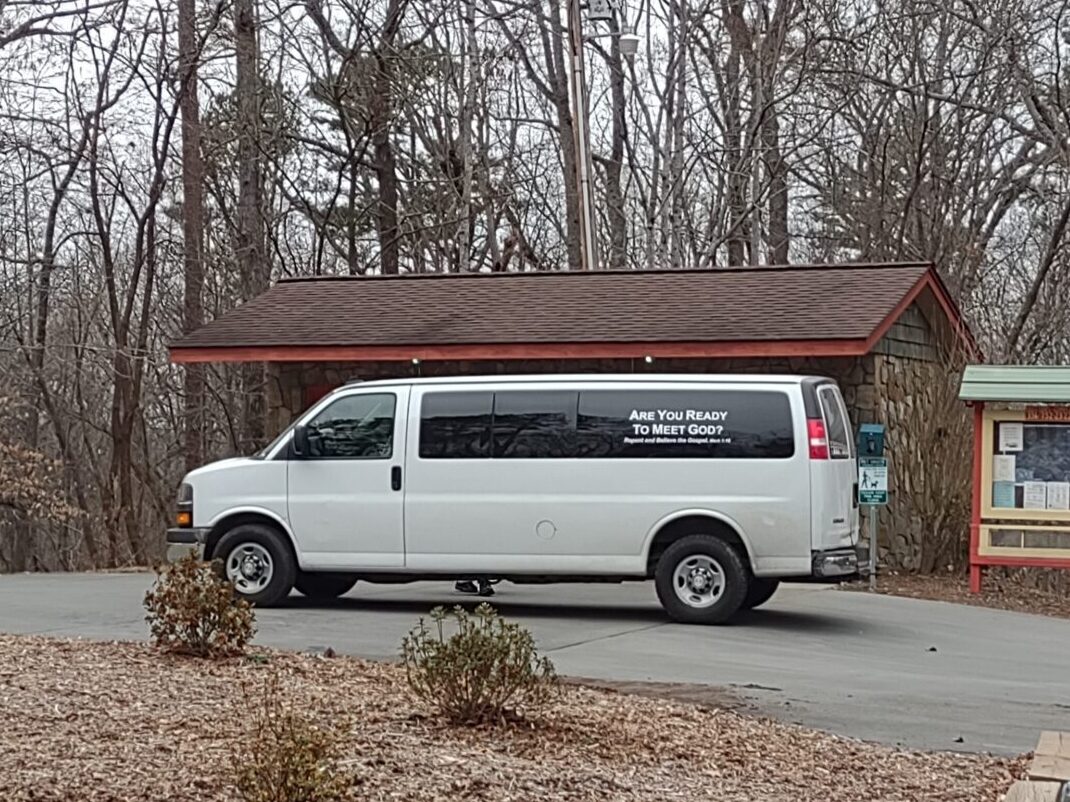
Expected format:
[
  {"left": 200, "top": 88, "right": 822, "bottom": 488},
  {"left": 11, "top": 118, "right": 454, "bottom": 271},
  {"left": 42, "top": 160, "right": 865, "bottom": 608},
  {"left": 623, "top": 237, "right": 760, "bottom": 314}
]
[
  {"left": 0, "top": 634, "right": 1024, "bottom": 801},
  {"left": 842, "top": 573, "right": 1070, "bottom": 619}
]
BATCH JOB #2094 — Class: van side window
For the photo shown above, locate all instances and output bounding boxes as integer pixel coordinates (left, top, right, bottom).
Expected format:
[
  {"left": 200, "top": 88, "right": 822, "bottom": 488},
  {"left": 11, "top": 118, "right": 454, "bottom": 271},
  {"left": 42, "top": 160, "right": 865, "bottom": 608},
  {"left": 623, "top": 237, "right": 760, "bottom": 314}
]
[
  {"left": 305, "top": 393, "right": 396, "bottom": 459},
  {"left": 419, "top": 392, "right": 493, "bottom": 458},
  {"left": 577, "top": 390, "right": 795, "bottom": 459},
  {"left": 492, "top": 391, "right": 578, "bottom": 458},
  {"left": 818, "top": 386, "right": 852, "bottom": 459}
]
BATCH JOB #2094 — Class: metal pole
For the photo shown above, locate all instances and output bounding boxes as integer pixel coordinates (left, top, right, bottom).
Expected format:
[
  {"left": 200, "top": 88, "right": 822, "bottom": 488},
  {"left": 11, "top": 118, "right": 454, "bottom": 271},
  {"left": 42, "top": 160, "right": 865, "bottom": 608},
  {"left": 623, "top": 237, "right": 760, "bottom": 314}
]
[
  {"left": 566, "top": 0, "right": 599, "bottom": 270},
  {"left": 869, "top": 506, "right": 877, "bottom": 591}
]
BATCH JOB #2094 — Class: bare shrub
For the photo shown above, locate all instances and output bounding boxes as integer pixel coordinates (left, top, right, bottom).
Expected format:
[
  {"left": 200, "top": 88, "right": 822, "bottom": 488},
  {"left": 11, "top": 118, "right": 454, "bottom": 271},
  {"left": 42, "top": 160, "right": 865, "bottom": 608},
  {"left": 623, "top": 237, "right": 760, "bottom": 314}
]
[
  {"left": 144, "top": 553, "right": 255, "bottom": 657},
  {"left": 231, "top": 674, "right": 349, "bottom": 802},
  {"left": 401, "top": 603, "right": 558, "bottom": 724}
]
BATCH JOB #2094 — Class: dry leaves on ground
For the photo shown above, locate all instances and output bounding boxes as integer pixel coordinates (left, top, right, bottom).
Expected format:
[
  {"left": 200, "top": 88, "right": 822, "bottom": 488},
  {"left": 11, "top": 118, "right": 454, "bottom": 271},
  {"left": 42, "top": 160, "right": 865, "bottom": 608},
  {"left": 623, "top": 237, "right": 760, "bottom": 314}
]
[
  {"left": 0, "top": 634, "right": 1023, "bottom": 802},
  {"left": 843, "top": 573, "right": 1070, "bottom": 620}
]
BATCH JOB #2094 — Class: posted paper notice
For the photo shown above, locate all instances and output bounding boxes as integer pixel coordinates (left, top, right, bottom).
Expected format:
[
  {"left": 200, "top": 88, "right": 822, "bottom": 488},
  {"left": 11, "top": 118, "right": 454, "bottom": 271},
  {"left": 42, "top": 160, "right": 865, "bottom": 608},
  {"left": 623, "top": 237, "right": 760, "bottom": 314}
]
[
  {"left": 993, "top": 454, "right": 1016, "bottom": 483},
  {"left": 999, "top": 422, "right": 1024, "bottom": 452},
  {"left": 1024, "top": 481, "right": 1048, "bottom": 510},
  {"left": 1047, "top": 482, "right": 1070, "bottom": 510},
  {"left": 992, "top": 482, "right": 1017, "bottom": 508}
]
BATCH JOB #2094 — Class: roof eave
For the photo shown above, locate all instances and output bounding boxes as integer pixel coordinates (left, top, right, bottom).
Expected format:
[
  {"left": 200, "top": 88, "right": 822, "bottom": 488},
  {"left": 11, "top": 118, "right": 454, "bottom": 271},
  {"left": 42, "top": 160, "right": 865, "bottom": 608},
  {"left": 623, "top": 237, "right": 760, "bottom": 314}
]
[
  {"left": 169, "top": 338, "right": 872, "bottom": 364},
  {"left": 862, "top": 268, "right": 979, "bottom": 359}
]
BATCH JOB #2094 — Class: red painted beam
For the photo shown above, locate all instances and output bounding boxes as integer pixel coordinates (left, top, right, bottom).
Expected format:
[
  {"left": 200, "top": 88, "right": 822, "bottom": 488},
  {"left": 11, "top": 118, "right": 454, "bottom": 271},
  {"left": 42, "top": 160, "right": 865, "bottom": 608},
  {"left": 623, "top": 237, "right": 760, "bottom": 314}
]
[{"left": 169, "top": 338, "right": 871, "bottom": 364}]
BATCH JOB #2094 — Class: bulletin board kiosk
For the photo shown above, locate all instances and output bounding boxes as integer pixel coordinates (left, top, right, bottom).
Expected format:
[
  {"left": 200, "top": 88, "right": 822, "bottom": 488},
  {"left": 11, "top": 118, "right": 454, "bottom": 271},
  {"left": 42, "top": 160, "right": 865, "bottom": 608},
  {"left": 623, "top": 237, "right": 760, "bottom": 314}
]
[{"left": 959, "top": 365, "right": 1070, "bottom": 592}]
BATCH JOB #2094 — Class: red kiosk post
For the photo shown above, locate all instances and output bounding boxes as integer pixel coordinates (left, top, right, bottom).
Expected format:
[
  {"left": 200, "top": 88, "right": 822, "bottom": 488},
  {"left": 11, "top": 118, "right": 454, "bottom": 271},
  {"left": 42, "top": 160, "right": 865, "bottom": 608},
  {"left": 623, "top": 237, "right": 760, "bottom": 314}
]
[{"left": 969, "top": 402, "right": 984, "bottom": 593}]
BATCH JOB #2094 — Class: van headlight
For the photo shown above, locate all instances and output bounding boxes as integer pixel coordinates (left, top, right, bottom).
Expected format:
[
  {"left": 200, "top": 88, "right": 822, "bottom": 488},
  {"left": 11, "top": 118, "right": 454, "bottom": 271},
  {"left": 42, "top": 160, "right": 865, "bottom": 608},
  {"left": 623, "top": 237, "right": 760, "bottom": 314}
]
[{"left": 175, "top": 483, "right": 193, "bottom": 527}]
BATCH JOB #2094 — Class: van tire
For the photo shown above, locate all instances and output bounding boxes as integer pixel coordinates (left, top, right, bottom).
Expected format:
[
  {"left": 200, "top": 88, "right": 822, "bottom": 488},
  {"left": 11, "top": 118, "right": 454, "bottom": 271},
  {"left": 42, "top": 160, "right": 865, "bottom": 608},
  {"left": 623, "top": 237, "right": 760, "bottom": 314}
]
[
  {"left": 741, "top": 578, "right": 779, "bottom": 610},
  {"left": 295, "top": 572, "right": 358, "bottom": 600},
  {"left": 215, "top": 524, "right": 296, "bottom": 607},
  {"left": 654, "top": 535, "right": 748, "bottom": 624}
]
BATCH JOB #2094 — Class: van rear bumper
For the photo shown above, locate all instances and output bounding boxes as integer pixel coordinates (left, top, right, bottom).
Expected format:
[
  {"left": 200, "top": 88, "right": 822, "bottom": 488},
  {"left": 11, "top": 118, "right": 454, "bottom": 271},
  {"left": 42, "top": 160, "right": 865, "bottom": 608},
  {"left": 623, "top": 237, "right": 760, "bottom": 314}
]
[{"left": 811, "top": 547, "right": 861, "bottom": 579}]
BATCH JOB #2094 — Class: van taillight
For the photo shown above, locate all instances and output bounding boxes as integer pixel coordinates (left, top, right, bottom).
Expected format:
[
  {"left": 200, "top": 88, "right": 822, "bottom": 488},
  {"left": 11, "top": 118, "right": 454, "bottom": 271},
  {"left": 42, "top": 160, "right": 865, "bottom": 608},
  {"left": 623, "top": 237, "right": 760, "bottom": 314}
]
[{"left": 808, "top": 418, "right": 829, "bottom": 460}]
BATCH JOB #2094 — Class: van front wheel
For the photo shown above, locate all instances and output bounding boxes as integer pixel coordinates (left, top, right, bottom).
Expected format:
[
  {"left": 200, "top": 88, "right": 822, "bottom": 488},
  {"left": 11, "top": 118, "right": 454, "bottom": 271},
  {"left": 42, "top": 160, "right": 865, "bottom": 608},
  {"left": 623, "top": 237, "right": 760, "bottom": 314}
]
[
  {"left": 216, "top": 524, "right": 296, "bottom": 607},
  {"left": 655, "top": 535, "right": 749, "bottom": 624}
]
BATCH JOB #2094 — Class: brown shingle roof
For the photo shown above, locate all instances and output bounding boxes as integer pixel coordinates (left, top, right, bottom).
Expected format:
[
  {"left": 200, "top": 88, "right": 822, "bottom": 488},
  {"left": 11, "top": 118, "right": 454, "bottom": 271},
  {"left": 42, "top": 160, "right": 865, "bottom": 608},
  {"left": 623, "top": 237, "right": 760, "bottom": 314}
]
[{"left": 171, "top": 263, "right": 951, "bottom": 358}]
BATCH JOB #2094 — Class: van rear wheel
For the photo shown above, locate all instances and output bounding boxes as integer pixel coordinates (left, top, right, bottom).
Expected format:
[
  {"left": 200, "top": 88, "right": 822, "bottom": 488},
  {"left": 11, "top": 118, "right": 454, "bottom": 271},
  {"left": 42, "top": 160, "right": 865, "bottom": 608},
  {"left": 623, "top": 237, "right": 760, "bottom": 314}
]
[
  {"left": 215, "top": 524, "right": 296, "bottom": 607},
  {"left": 295, "top": 572, "right": 358, "bottom": 600},
  {"left": 655, "top": 535, "right": 748, "bottom": 624},
  {"left": 741, "top": 578, "right": 779, "bottom": 610}
]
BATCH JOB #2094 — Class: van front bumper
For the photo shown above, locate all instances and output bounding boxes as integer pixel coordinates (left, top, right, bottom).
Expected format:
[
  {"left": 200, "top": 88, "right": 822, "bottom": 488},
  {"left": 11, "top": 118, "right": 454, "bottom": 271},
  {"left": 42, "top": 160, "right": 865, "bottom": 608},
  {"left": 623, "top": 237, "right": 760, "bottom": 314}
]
[
  {"left": 812, "top": 547, "right": 861, "bottom": 579},
  {"left": 166, "top": 527, "right": 208, "bottom": 563}
]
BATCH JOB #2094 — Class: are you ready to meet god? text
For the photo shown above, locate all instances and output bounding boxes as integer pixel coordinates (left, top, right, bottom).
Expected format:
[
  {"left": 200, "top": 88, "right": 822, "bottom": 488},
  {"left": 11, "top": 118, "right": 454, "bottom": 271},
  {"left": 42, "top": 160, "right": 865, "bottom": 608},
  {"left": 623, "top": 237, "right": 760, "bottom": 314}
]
[{"left": 626, "top": 408, "right": 731, "bottom": 443}]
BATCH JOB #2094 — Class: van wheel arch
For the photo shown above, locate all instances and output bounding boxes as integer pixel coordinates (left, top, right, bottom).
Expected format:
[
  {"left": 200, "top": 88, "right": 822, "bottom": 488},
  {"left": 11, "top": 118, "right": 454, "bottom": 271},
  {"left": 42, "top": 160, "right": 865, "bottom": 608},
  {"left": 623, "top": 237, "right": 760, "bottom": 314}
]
[
  {"left": 646, "top": 515, "right": 752, "bottom": 578},
  {"left": 205, "top": 513, "right": 297, "bottom": 566}
]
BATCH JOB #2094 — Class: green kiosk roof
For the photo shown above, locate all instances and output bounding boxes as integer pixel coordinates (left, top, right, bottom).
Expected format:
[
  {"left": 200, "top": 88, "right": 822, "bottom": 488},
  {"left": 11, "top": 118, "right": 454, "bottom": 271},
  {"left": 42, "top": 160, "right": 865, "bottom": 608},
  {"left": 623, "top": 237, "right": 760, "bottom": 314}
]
[{"left": 959, "top": 365, "right": 1070, "bottom": 403}]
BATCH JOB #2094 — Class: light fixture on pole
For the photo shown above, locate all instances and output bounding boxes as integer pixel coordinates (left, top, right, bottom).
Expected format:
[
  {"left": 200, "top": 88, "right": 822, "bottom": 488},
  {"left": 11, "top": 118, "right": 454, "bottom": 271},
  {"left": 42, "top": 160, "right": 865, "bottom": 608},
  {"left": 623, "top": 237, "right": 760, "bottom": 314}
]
[
  {"left": 565, "top": 0, "right": 639, "bottom": 271},
  {"left": 619, "top": 25, "right": 639, "bottom": 58}
]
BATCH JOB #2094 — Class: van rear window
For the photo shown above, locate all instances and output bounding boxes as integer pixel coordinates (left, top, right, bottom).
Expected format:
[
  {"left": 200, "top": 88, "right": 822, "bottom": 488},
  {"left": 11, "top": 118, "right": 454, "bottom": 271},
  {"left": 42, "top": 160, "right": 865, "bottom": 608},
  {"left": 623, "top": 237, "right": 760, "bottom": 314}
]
[
  {"left": 419, "top": 388, "right": 795, "bottom": 459},
  {"left": 817, "top": 386, "right": 852, "bottom": 459}
]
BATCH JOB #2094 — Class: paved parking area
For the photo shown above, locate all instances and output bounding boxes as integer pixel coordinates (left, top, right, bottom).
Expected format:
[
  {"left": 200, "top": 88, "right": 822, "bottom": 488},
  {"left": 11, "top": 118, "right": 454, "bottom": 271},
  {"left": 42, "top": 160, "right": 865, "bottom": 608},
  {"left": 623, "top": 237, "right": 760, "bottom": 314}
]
[{"left": 1, "top": 572, "right": 1067, "bottom": 755}]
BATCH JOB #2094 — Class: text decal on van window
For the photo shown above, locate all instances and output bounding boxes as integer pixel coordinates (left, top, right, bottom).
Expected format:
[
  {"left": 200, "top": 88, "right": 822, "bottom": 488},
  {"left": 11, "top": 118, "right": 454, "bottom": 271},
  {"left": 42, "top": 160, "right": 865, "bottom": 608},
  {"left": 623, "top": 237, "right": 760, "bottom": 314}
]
[
  {"left": 581, "top": 390, "right": 794, "bottom": 459},
  {"left": 419, "top": 389, "right": 796, "bottom": 460},
  {"left": 627, "top": 408, "right": 731, "bottom": 444}
]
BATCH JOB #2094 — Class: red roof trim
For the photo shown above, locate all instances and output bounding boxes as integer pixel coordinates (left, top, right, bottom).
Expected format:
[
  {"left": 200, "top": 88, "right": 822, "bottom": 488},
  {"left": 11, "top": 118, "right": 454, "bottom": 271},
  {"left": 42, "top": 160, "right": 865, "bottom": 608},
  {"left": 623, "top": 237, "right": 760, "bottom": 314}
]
[{"left": 170, "top": 338, "right": 871, "bottom": 364}]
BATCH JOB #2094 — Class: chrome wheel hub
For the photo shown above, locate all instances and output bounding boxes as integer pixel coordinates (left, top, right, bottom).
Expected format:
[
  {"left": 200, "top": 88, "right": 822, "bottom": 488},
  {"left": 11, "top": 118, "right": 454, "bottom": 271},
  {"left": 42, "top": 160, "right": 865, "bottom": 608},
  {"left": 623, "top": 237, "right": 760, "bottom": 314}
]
[
  {"left": 673, "top": 555, "right": 725, "bottom": 608},
  {"left": 226, "top": 543, "right": 274, "bottom": 595}
]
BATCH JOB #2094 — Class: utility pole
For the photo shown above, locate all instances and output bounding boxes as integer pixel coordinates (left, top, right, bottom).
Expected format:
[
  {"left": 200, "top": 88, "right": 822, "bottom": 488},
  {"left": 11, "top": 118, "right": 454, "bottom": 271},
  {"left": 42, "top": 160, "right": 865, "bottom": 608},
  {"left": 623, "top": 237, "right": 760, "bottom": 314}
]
[{"left": 566, "top": 0, "right": 599, "bottom": 270}]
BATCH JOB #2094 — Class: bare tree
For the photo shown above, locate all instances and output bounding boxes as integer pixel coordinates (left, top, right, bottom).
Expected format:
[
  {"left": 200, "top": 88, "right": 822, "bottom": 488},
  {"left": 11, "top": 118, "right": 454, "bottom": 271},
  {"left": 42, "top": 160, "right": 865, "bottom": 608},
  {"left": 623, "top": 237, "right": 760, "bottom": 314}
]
[
  {"left": 178, "top": 0, "right": 206, "bottom": 470},
  {"left": 234, "top": 0, "right": 267, "bottom": 447}
]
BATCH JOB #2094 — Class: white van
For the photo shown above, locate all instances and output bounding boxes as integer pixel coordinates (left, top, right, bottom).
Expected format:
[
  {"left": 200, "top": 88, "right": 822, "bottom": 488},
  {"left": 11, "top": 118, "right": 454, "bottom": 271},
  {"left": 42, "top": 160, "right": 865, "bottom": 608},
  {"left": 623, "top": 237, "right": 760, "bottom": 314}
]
[{"left": 167, "top": 375, "right": 860, "bottom": 624}]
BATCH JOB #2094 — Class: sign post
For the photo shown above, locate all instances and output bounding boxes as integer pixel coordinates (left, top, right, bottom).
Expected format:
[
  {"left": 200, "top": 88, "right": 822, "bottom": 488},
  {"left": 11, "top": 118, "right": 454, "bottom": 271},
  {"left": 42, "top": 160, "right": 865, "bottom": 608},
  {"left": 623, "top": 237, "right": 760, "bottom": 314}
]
[{"left": 858, "top": 454, "right": 889, "bottom": 591}]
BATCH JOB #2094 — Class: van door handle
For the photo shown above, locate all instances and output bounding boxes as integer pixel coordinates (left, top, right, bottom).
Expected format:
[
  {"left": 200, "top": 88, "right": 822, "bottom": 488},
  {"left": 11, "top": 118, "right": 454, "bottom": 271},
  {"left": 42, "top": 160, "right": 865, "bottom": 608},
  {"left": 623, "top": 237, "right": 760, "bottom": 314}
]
[{"left": 391, "top": 465, "right": 402, "bottom": 491}]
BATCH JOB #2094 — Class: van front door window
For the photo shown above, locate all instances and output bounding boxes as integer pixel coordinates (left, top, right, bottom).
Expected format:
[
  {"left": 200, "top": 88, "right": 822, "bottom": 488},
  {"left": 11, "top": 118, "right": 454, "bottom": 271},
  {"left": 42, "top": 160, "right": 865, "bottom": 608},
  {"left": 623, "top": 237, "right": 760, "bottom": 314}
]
[{"left": 306, "top": 394, "right": 396, "bottom": 459}]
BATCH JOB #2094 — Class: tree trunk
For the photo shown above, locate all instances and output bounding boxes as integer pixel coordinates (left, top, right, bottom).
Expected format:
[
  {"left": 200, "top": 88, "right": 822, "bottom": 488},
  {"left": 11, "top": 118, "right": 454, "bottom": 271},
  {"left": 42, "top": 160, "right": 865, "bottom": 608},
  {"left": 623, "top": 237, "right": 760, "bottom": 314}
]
[
  {"left": 455, "top": 0, "right": 478, "bottom": 272},
  {"left": 547, "top": 0, "right": 582, "bottom": 270},
  {"left": 371, "top": 0, "right": 405, "bottom": 276},
  {"left": 178, "top": 0, "right": 206, "bottom": 471},
  {"left": 764, "top": 107, "right": 789, "bottom": 264},
  {"left": 723, "top": 46, "right": 747, "bottom": 266},
  {"left": 234, "top": 0, "right": 267, "bottom": 449},
  {"left": 668, "top": 0, "right": 688, "bottom": 268},
  {"left": 604, "top": 19, "right": 627, "bottom": 270}
]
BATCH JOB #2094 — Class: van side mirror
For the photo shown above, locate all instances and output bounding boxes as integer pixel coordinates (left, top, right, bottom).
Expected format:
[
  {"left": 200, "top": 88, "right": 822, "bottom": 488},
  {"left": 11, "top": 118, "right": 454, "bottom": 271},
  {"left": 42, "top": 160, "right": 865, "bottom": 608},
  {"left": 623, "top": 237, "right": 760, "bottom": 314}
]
[{"left": 292, "top": 424, "right": 310, "bottom": 458}]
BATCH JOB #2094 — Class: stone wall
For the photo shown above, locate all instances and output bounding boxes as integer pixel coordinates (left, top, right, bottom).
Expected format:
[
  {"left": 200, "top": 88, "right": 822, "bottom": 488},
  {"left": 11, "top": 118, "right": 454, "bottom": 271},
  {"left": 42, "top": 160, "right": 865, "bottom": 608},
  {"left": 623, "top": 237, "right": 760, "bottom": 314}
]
[
  {"left": 870, "top": 353, "right": 971, "bottom": 571},
  {"left": 266, "top": 356, "right": 875, "bottom": 433}
]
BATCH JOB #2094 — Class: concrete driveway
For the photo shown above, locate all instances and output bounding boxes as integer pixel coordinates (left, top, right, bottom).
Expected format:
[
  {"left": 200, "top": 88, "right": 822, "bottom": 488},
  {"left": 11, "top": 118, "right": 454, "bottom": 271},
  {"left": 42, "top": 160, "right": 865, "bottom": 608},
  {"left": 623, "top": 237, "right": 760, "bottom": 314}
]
[{"left": 0, "top": 572, "right": 1066, "bottom": 755}]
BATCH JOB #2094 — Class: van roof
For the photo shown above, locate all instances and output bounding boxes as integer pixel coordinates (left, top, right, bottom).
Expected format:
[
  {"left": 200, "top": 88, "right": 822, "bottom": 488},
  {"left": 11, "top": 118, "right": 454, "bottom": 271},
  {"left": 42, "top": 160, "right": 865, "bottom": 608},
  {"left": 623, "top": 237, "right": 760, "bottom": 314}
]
[{"left": 339, "top": 374, "right": 830, "bottom": 390}]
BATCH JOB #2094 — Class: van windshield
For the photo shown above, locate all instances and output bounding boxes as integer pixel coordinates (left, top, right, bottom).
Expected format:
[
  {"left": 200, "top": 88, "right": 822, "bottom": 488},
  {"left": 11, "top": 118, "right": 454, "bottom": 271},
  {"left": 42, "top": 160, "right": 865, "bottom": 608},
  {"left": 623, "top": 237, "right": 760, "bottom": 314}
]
[{"left": 252, "top": 426, "right": 293, "bottom": 459}]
